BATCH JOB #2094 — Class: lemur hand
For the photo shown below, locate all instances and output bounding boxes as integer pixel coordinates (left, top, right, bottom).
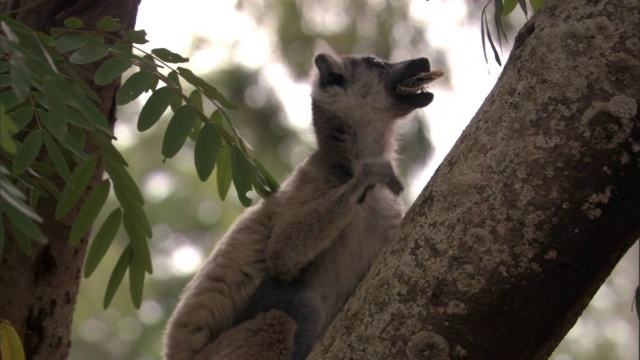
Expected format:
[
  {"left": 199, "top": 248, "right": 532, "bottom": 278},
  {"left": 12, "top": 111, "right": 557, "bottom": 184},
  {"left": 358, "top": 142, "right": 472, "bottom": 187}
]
[{"left": 360, "top": 161, "right": 404, "bottom": 200}]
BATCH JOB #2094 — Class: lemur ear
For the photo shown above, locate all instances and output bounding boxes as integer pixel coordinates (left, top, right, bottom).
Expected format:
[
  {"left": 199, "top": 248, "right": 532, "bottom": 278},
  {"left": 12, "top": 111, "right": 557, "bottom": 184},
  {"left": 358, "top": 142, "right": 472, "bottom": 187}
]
[{"left": 314, "top": 53, "right": 346, "bottom": 88}]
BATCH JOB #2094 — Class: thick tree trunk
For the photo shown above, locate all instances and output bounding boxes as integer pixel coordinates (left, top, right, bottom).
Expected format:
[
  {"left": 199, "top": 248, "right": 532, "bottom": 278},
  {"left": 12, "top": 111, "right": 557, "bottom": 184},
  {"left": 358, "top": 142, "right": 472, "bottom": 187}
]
[
  {"left": 310, "top": 0, "right": 640, "bottom": 359},
  {"left": 0, "top": 1, "right": 140, "bottom": 359}
]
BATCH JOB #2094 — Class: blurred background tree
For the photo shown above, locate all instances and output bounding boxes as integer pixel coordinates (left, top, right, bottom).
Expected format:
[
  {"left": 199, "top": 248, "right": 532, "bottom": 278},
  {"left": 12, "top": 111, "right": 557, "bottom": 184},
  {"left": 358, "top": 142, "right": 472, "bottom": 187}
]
[{"left": 68, "top": 1, "right": 638, "bottom": 359}]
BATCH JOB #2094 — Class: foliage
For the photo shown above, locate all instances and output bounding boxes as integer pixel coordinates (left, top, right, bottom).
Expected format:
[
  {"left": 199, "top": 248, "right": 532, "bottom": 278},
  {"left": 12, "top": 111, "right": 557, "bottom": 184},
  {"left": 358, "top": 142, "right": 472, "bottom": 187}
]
[
  {"left": 0, "top": 320, "right": 25, "bottom": 360},
  {"left": 0, "top": 14, "right": 278, "bottom": 309},
  {"left": 481, "top": 0, "right": 545, "bottom": 66}
]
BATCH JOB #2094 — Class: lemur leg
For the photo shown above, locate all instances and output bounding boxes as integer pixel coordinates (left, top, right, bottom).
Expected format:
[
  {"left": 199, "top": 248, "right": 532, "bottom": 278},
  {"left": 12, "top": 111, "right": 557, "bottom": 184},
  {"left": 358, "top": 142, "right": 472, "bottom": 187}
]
[
  {"left": 195, "top": 309, "right": 297, "bottom": 360},
  {"left": 163, "top": 204, "right": 273, "bottom": 360},
  {"left": 233, "top": 277, "right": 325, "bottom": 360}
]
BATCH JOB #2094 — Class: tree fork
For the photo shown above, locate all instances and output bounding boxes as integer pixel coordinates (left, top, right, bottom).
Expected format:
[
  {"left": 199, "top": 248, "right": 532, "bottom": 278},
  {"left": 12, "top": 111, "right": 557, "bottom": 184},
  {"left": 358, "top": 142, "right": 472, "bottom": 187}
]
[
  {"left": 0, "top": 1, "right": 141, "bottom": 359},
  {"left": 311, "top": 0, "right": 639, "bottom": 359}
]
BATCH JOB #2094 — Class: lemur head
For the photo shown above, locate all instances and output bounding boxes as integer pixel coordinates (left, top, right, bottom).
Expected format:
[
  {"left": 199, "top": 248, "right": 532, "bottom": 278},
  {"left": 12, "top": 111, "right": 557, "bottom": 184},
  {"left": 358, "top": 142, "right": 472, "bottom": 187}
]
[{"left": 311, "top": 50, "right": 442, "bottom": 121}]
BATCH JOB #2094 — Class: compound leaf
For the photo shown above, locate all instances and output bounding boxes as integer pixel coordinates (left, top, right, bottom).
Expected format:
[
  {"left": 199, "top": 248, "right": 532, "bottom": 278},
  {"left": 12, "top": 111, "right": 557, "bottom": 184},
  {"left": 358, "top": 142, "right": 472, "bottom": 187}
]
[
  {"left": 128, "top": 255, "right": 146, "bottom": 309},
  {"left": 96, "top": 16, "right": 121, "bottom": 32},
  {"left": 231, "top": 146, "right": 253, "bottom": 207},
  {"left": 138, "top": 86, "right": 175, "bottom": 131},
  {"left": 68, "top": 46, "right": 109, "bottom": 65},
  {"left": 43, "top": 132, "right": 73, "bottom": 184},
  {"left": 69, "top": 179, "right": 110, "bottom": 245},
  {"left": 103, "top": 245, "right": 132, "bottom": 309},
  {"left": 84, "top": 208, "right": 122, "bottom": 278},
  {"left": 177, "top": 67, "right": 237, "bottom": 110},
  {"left": 194, "top": 123, "right": 221, "bottom": 181},
  {"left": 161, "top": 105, "right": 197, "bottom": 159},
  {"left": 0, "top": 320, "right": 25, "bottom": 360},
  {"left": 116, "top": 71, "right": 156, "bottom": 105},
  {"left": 151, "top": 48, "right": 188, "bottom": 63},
  {"left": 216, "top": 146, "right": 232, "bottom": 200},
  {"left": 94, "top": 57, "right": 131, "bottom": 85},
  {"left": 55, "top": 154, "right": 97, "bottom": 220},
  {"left": 124, "top": 29, "right": 148, "bottom": 44},
  {"left": 13, "top": 129, "right": 42, "bottom": 175}
]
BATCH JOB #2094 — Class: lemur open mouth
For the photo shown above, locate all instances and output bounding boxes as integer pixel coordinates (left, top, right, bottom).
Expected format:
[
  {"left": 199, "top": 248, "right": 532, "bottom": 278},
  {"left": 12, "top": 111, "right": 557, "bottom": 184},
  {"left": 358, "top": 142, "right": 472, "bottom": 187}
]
[{"left": 395, "top": 70, "right": 444, "bottom": 95}]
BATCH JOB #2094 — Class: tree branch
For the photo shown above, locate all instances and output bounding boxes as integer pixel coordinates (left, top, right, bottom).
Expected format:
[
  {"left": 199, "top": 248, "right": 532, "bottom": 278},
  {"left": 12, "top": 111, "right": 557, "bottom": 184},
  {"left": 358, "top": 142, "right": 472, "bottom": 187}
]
[{"left": 310, "top": 0, "right": 640, "bottom": 358}]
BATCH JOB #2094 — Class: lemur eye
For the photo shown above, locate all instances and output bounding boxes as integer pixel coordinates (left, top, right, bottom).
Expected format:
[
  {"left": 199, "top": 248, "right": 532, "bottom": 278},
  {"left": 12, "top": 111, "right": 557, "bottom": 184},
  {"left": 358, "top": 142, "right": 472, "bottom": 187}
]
[{"left": 368, "top": 57, "right": 388, "bottom": 68}]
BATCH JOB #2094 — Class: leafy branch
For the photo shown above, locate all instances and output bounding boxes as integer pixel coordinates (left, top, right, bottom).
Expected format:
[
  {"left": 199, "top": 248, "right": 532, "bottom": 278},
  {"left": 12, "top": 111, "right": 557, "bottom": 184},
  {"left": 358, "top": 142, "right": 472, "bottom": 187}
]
[
  {"left": 0, "top": 13, "right": 278, "bottom": 309},
  {"left": 481, "top": 0, "right": 545, "bottom": 66}
]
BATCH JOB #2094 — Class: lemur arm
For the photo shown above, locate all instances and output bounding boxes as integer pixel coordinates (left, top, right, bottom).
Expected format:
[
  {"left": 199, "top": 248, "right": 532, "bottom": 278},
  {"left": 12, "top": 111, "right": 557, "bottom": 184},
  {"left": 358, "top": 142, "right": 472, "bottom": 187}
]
[{"left": 266, "top": 118, "right": 402, "bottom": 281}]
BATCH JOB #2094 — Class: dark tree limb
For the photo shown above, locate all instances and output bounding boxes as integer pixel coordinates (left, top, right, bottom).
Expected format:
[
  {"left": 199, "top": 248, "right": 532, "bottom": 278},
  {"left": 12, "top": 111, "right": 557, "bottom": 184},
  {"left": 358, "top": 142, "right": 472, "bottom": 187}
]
[
  {"left": 0, "top": 1, "right": 141, "bottom": 359},
  {"left": 311, "top": 0, "right": 640, "bottom": 358}
]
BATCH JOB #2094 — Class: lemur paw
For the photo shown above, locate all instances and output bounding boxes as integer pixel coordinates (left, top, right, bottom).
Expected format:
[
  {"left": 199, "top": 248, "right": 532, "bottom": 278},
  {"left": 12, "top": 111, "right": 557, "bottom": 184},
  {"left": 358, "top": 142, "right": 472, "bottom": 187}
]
[{"left": 361, "top": 161, "right": 404, "bottom": 196}]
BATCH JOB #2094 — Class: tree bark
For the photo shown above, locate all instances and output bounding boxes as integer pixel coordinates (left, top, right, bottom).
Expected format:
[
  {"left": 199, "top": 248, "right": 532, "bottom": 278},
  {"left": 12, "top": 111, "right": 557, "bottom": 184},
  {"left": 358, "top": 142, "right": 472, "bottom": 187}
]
[
  {"left": 0, "top": 1, "right": 140, "bottom": 359},
  {"left": 310, "top": 0, "right": 640, "bottom": 359}
]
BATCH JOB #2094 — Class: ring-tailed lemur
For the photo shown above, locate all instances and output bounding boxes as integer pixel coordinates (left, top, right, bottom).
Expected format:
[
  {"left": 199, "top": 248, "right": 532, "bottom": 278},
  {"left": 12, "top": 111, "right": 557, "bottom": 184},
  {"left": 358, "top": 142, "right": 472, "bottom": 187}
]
[{"left": 163, "top": 46, "right": 442, "bottom": 360}]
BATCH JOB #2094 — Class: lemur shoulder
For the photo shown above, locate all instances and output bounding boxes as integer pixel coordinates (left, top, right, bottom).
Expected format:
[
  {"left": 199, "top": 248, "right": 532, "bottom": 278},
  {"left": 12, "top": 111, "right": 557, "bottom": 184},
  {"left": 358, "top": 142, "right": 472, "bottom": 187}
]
[{"left": 163, "top": 46, "right": 442, "bottom": 360}]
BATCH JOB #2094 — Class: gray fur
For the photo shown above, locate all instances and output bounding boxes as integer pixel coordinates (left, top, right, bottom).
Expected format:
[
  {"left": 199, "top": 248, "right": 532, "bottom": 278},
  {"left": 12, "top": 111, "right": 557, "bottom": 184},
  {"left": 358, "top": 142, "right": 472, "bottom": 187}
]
[{"left": 163, "top": 49, "right": 436, "bottom": 360}]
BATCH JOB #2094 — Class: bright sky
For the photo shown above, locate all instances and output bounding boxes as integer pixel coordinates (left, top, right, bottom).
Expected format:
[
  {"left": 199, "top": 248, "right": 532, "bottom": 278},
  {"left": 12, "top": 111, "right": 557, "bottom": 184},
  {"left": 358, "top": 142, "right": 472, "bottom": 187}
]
[{"left": 134, "top": 0, "right": 507, "bottom": 199}]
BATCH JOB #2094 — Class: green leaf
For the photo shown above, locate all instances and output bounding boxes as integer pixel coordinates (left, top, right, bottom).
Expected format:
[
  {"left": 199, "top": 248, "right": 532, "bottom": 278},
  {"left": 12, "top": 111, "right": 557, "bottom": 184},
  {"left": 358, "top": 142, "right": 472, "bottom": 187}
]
[
  {"left": 84, "top": 208, "right": 121, "bottom": 278},
  {"left": 251, "top": 158, "right": 279, "bottom": 196},
  {"left": 43, "top": 132, "right": 73, "bottom": 184},
  {"left": 91, "top": 133, "right": 128, "bottom": 166},
  {"left": 57, "top": 128, "right": 88, "bottom": 160},
  {"left": 96, "top": 16, "right": 121, "bottom": 32},
  {"left": 0, "top": 75, "right": 11, "bottom": 88},
  {"left": 0, "top": 201, "right": 46, "bottom": 244},
  {"left": 12, "top": 225, "right": 32, "bottom": 255},
  {"left": 103, "top": 245, "right": 132, "bottom": 309},
  {"left": 116, "top": 71, "right": 156, "bottom": 105},
  {"left": 518, "top": 0, "right": 528, "bottom": 17},
  {"left": 13, "top": 129, "right": 42, "bottom": 175},
  {"left": 69, "top": 179, "right": 111, "bottom": 245},
  {"left": 68, "top": 46, "right": 109, "bottom": 65},
  {"left": 231, "top": 146, "right": 253, "bottom": 207},
  {"left": 161, "top": 105, "right": 197, "bottom": 159},
  {"left": 137, "top": 86, "right": 175, "bottom": 131},
  {"left": 55, "top": 154, "right": 97, "bottom": 220},
  {"left": 194, "top": 123, "right": 221, "bottom": 181},
  {"left": 42, "top": 78, "right": 68, "bottom": 140},
  {"left": 10, "top": 107, "right": 34, "bottom": 129},
  {"left": 103, "top": 156, "right": 143, "bottom": 204},
  {"left": 63, "top": 17, "right": 84, "bottom": 29},
  {"left": 66, "top": 107, "right": 94, "bottom": 130},
  {"left": 122, "top": 211, "right": 153, "bottom": 273},
  {"left": 124, "top": 29, "right": 148, "bottom": 44},
  {"left": 177, "top": 67, "right": 238, "bottom": 110},
  {"left": 60, "top": 82, "right": 110, "bottom": 134},
  {"left": 60, "top": 63, "right": 101, "bottom": 102},
  {"left": 151, "top": 48, "right": 189, "bottom": 63},
  {"left": 0, "top": 319, "right": 26, "bottom": 360},
  {"left": 503, "top": 0, "right": 519, "bottom": 15},
  {"left": 167, "top": 70, "right": 182, "bottom": 111},
  {"left": 94, "top": 57, "right": 131, "bottom": 85},
  {"left": 54, "top": 34, "right": 85, "bottom": 53},
  {"left": 0, "top": 176, "right": 42, "bottom": 222},
  {"left": 129, "top": 255, "right": 146, "bottom": 309},
  {"left": 0, "top": 60, "right": 9, "bottom": 73},
  {"left": 530, "top": 0, "right": 544, "bottom": 11},
  {"left": 10, "top": 57, "right": 31, "bottom": 103},
  {"left": 216, "top": 146, "right": 232, "bottom": 200},
  {"left": 189, "top": 89, "right": 203, "bottom": 111},
  {"left": 0, "top": 112, "right": 18, "bottom": 154},
  {"left": 188, "top": 90, "right": 204, "bottom": 140},
  {"left": 0, "top": 91, "right": 19, "bottom": 112},
  {"left": 0, "top": 20, "right": 19, "bottom": 42}
]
